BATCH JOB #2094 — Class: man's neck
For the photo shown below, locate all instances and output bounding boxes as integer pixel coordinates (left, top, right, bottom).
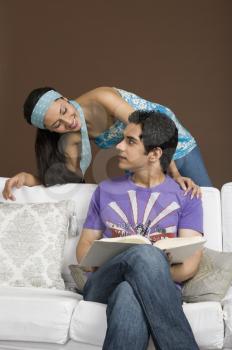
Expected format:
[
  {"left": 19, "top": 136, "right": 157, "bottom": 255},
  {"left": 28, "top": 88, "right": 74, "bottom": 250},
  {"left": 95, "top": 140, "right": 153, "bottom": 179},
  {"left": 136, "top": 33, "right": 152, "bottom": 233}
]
[{"left": 131, "top": 170, "right": 166, "bottom": 188}]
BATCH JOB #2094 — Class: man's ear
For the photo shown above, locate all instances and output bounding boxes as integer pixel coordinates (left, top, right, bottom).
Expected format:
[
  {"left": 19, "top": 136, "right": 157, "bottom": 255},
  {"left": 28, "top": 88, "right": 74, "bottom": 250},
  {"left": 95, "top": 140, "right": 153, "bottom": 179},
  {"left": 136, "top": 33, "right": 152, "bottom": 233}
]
[{"left": 148, "top": 147, "right": 163, "bottom": 162}]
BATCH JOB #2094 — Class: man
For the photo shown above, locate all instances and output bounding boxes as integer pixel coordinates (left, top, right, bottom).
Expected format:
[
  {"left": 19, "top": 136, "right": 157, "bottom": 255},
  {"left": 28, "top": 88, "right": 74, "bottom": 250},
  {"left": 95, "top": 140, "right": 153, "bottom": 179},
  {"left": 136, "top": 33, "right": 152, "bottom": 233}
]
[{"left": 76, "top": 110, "right": 203, "bottom": 350}]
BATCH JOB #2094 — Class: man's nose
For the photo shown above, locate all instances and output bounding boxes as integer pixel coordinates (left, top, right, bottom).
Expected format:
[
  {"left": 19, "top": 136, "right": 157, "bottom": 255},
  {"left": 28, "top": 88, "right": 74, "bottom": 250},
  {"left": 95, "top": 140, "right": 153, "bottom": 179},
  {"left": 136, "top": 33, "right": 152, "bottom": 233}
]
[{"left": 116, "top": 139, "right": 124, "bottom": 150}]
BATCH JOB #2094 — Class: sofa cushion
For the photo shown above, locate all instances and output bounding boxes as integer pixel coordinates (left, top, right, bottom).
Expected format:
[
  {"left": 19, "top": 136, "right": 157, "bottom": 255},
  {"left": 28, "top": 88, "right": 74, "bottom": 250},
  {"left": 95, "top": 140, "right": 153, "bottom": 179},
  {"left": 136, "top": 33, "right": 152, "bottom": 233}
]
[
  {"left": 222, "top": 286, "right": 232, "bottom": 348},
  {"left": 69, "top": 300, "right": 224, "bottom": 349},
  {"left": 221, "top": 182, "right": 232, "bottom": 252},
  {"left": 70, "top": 301, "right": 107, "bottom": 346},
  {"left": 0, "top": 286, "right": 81, "bottom": 344},
  {"left": 0, "top": 200, "right": 74, "bottom": 289},
  {"left": 201, "top": 187, "right": 222, "bottom": 251},
  {"left": 182, "top": 248, "right": 232, "bottom": 302},
  {"left": 0, "top": 178, "right": 97, "bottom": 283},
  {"left": 0, "top": 340, "right": 101, "bottom": 350}
]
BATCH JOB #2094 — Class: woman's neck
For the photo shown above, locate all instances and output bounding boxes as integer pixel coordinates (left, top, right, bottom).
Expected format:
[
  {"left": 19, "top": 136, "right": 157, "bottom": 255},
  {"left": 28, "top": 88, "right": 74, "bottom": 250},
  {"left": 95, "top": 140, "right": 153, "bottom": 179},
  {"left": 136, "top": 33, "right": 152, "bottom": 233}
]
[{"left": 75, "top": 99, "right": 115, "bottom": 139}]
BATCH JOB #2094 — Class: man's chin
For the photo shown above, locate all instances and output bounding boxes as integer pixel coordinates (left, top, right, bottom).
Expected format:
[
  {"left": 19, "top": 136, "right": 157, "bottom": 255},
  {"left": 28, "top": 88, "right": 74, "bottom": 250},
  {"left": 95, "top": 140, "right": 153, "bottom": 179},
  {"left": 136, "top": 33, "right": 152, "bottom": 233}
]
[
  {"left": 118, "top": 163, "right": 132, "bottom": 172},
  {"left": 118, "top": 162, "right": 129, "bottom": 170}
]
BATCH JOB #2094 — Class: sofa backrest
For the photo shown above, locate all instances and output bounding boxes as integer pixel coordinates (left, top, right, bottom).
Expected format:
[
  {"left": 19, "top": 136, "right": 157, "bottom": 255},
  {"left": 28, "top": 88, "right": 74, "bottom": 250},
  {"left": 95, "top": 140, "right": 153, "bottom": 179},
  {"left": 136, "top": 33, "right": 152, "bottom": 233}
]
[
  {"left": 201, "top": 187, "right": 222, "bottom": 251},
  {"left": 221, "top": 182, "right": 232, "bottom": 252},
  {"left": 0, "top": 178, "right": 223, "bottom": 280}
]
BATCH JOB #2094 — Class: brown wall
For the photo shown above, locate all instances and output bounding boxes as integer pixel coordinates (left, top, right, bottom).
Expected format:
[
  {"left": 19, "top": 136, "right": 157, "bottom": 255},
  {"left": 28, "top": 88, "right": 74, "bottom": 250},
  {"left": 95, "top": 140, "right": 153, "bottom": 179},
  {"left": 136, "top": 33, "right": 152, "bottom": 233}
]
[{"left": 0, "top": 0, "right": 231, "bottom": 189}]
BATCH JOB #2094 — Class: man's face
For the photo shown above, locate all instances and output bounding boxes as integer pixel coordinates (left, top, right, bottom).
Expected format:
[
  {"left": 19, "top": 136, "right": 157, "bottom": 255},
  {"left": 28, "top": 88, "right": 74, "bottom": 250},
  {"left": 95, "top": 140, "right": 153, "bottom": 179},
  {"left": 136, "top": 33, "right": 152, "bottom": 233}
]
[{"left": 116, "top": 123, "right": 149, "bottom": 171}]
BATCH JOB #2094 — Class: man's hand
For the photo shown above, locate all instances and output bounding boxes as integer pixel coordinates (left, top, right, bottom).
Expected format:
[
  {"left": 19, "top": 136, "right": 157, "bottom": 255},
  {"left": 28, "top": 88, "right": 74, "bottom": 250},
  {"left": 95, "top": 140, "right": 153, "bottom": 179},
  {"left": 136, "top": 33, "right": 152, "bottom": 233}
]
[
  {"left": 76, "top": 228, "right": 103, "bottom": 265},
  {"left": 2, "top": 172, "right": 40, "bottom": 201},
  {"left": 170, "top": 229, "right": 203, "bottom": 283},
  {"left": 165, "top": 251, "right": 173, "bottom": 265},
  {"left": 82, "top": 266, "right": 98, "bottom": 273}
]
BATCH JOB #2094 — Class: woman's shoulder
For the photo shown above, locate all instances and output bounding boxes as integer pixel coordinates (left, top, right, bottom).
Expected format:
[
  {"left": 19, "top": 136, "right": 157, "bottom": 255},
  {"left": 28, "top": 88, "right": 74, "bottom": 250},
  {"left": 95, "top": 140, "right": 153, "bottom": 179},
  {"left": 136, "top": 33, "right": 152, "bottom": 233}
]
[{"left": 76, "top": 86, "right": 119, "bottom": 101}]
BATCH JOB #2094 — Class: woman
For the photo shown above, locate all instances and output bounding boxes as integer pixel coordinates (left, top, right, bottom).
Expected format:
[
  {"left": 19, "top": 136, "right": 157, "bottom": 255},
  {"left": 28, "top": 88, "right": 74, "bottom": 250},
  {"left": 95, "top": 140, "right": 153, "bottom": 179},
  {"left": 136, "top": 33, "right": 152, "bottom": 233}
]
[{"left": 2, "top": 86, "right": 211, "bottom": 200}]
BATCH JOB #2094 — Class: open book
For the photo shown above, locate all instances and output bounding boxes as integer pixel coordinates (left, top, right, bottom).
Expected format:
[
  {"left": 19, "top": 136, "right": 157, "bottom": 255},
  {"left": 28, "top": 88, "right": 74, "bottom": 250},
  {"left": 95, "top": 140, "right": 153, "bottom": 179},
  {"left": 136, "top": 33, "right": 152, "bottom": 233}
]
[{"left": 79, "top": 235, "right": 206, "bottom": 267}]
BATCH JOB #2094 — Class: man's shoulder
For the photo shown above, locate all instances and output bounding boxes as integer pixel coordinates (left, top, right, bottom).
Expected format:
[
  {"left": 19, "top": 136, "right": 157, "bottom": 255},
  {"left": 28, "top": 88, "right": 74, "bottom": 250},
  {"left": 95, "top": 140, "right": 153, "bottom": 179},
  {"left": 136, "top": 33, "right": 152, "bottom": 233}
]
[
  {"left": 164, "top": 176, "right": 202, "bottom": 208},
  {"left": 98, "top": 175, "right": 130, "bottom": 191},
  {"left": 163, "top": 176, "right": 184, "bottom": 194}
]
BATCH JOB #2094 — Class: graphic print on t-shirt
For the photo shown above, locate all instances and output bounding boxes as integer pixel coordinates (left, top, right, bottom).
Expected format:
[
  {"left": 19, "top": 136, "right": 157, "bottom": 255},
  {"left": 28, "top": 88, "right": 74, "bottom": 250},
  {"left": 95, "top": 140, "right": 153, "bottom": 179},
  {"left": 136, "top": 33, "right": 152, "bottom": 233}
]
[{"left": 105, "top": 190, "right": 180, "bottom": 242}]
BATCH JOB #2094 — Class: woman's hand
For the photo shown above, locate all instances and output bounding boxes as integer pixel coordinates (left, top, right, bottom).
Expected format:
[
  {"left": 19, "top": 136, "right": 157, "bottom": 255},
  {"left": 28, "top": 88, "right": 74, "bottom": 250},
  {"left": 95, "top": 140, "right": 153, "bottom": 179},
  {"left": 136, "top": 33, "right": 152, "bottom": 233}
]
[
  {"left": 2, "top": 172, "right": 40, "bottom": 201},
  {"left": 168, "top": 161, "right": 201, "bottom": 199},
  {"left": 174, "top": 175, "right": 201, "bottom": 199}
]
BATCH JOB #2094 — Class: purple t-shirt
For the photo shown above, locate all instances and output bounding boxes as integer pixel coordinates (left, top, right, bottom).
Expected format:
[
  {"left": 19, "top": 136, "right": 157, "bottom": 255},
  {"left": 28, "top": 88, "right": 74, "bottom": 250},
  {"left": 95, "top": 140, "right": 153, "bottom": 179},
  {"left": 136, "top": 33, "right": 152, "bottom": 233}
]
[{"left": 83, "top": 175, "right": 203, "bottom": 240}]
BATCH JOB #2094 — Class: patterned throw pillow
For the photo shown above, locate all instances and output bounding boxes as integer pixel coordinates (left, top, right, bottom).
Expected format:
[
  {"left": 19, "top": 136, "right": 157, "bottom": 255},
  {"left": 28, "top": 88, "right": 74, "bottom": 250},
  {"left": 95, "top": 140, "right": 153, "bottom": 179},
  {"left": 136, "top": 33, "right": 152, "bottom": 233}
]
[
  {"left": 182, "top": 248, "right": 232, "bottom": 302},
  {"left": 0, "top": 200, "right": 75, "bottom": 290}
]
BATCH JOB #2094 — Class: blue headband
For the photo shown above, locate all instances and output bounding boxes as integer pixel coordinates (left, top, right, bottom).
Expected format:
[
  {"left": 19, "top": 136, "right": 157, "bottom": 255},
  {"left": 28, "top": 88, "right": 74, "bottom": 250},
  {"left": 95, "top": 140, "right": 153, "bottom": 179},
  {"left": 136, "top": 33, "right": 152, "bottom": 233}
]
[
  {"left": 31, "top": 90, "right": 63, "bottom": 129},
  {"left": 69, "top": 100, "right": 92, "bottom": 176}
]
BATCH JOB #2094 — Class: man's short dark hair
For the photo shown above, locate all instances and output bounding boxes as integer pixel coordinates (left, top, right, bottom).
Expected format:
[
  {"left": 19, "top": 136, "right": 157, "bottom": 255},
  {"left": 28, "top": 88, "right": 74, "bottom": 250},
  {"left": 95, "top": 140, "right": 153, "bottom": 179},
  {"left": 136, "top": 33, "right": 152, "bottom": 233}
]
[{"left": 128, "top": 110, "right": 178, "bottom": 173}]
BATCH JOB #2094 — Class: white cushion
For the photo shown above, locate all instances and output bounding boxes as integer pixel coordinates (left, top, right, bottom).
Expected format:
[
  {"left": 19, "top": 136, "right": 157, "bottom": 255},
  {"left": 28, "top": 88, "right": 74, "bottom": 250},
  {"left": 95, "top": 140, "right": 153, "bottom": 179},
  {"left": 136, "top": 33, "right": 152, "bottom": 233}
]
[
  {"left": 0, "top": 178, "right": 97, "bottom": 281},
  {"left": 183, "top": 302, "right": 224, "bottom": 349},
  {"left": 69, "top": 300, "right": 224, "bottom": 349},
  {"left": 0, "top": 200, "right": 75, "bottom": 289},
  {"left": 201, "top": 187, "right": 222, "bottom": 251},
  {"left": 222, "top": 182, "right": 232, "bottom": 252},
  {"left": 222, "top": 286, "right": 232, "bottom": 348},
  {"left": 70, "top": 301, "right": 107, "bottom": 346},
  {"left": 0, "top": 340, "right": 101, "bottom": 349},
  {"left": 0, "top": 286, "right": 81, "bottom": 344}
]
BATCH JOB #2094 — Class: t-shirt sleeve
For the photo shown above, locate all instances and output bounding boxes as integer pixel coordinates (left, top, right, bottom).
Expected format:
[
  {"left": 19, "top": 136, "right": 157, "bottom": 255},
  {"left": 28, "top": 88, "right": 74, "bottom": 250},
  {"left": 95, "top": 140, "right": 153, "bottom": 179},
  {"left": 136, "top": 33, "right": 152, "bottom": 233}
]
[
  {"left": 83, "top": 186, "right": 106, "bottom": 231},
  {"left": 178, "top": 196, "right": 203, "bottom": 234}
]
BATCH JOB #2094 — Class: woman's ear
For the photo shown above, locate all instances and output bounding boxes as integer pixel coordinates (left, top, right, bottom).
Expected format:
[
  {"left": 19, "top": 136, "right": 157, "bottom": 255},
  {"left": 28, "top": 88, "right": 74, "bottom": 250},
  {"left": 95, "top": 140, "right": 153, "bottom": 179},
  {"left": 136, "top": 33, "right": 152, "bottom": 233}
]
[{"left": 148, "top": 147, "right": 163, "bottom": 162}]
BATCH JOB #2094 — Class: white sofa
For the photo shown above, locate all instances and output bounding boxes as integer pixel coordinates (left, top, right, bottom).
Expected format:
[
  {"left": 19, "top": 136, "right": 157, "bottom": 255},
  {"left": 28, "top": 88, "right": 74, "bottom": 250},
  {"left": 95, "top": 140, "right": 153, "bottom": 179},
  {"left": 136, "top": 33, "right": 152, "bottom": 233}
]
[{"left": 0, "top": 177, "right": 231, "bottom": 350}]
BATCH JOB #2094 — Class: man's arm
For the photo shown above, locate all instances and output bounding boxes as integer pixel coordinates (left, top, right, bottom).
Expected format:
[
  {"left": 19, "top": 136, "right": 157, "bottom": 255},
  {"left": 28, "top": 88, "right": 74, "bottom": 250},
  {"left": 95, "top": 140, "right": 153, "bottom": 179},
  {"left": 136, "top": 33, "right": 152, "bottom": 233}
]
[
  {"left": 76, "top": 228, "right": 103, "bottom": 271},
  {"left": 170, "top": 229, "right": 203, "bottom": 283}
]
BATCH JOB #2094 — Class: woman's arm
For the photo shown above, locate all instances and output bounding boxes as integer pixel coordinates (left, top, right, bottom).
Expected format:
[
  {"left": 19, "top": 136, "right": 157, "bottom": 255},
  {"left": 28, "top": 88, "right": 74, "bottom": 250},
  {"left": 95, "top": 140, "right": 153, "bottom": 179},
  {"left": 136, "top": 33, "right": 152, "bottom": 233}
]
[
  {"left": 2, "top": 172, "right": 41, "bottom": 201},
  {"left": 88, "top": 87, "right": 134, "bottom": 124}
]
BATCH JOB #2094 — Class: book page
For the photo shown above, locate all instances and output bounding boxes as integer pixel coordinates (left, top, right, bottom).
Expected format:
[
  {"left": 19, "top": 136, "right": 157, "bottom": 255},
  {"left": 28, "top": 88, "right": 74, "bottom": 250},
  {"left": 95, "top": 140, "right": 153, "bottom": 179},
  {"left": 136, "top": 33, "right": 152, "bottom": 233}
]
[
  {"left": 154, "top": 236, "right": 205, "bottom": 250},
  {"left": 100, "top": 235, "right": 151, "bottom": 244},
  {"left": 80, "top": 235, "right": 206, "bottom": 267}
]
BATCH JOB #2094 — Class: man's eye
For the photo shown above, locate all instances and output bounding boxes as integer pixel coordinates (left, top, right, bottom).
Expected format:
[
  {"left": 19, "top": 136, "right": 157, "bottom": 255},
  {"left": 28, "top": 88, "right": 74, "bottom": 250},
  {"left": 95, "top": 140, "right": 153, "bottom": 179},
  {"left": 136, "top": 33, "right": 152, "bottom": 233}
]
[
  {"left": 128, "top": 139, "right": 134, "bottom": 144},
  {"left": 62, "top": 107, "right": 67, "bottom": 115}
]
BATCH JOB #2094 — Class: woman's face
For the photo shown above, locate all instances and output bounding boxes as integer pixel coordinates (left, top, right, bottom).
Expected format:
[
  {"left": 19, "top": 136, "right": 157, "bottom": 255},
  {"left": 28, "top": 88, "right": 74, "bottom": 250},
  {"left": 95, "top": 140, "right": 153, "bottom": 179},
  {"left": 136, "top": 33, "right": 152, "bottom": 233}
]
[{"left": 44, "top": 98, "right": 81, "bottom": 133}]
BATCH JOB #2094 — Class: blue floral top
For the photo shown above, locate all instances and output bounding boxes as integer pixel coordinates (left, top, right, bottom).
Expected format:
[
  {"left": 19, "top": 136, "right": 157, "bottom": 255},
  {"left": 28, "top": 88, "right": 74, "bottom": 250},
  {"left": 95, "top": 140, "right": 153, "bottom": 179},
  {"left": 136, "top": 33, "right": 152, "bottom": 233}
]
[{"left": 94, "top": 88, "right": 196, "bottom": 160}]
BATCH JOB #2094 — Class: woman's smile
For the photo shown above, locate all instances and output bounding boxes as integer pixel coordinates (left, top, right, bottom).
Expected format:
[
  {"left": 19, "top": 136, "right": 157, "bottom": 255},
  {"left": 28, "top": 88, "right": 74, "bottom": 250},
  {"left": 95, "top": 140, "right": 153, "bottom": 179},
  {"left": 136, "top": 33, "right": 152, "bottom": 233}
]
[{"left": 68, "top": 115, "right": 80, "bottom": 130}]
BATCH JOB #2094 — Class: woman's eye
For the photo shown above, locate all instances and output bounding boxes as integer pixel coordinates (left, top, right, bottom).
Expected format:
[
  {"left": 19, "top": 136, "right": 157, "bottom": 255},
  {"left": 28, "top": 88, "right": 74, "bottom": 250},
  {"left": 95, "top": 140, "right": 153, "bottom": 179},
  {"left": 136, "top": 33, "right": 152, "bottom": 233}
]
[
  {"left": 54, "top": 123, "right": 61, "bottom": 129},
  {"left": 62, "top": 107, "right": 67, "bottom": 115}
]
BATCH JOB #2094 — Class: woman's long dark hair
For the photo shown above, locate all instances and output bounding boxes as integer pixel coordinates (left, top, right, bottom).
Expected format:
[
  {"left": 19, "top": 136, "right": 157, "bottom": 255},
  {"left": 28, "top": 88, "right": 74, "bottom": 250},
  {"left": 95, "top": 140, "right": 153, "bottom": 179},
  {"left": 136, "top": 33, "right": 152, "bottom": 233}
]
[{"left": 24, "top": 87, "right": 84, "bottom": 186}]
